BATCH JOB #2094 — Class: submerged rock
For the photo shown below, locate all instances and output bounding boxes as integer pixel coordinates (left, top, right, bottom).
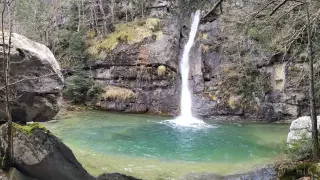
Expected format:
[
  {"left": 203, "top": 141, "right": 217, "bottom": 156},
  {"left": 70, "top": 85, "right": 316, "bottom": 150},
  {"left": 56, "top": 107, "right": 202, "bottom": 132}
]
[
  {"left": 0, "top": 33, "right": 64, "bottom": 123},
  {"left": 3, "top": 168, "right": 37, "bottom": 180},
  {"left": 0, "top": 123, "right": 94, "bottom": 180},
  {"left": 287, "top": 116, "right": 320, "bottom": 143},
  {"left": 97, "top": 173, "right": 142, "bottom": 180},
  {"left": 183, "top": 166, "right": 278, "bottom": 180}
]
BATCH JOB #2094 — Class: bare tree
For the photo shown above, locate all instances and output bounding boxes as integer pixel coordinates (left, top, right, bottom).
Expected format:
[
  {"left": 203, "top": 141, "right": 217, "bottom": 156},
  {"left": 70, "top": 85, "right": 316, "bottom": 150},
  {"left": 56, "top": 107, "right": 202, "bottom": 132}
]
[
  {"left": 306, "top": 2, "right": 319, "bottom": 160},
  {"left": 1, "top": 0, "right": 14, "bottom": 169}
]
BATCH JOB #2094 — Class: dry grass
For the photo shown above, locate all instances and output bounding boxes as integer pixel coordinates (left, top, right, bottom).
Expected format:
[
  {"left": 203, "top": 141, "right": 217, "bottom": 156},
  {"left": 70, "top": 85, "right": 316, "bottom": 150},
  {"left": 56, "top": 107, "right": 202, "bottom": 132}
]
[
  {"left": 157, "top": 65, "right": 166, "bottom": 76},
  {"left": 101, "top": 86, "right": 136, "bottom": 101}
]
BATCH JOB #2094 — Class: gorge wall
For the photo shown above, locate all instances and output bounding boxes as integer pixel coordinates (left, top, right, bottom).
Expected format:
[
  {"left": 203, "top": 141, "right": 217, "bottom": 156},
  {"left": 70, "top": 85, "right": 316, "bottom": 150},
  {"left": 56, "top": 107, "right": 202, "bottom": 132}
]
[{"left": 63, "top": 0, "right": 314, "bottom": 121}]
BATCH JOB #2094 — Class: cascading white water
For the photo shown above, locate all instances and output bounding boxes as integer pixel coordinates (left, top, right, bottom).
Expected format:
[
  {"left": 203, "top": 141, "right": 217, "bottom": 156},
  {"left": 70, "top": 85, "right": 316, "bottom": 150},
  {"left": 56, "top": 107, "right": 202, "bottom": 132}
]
[
  {"left": 180, "top": 10, "right": 201, "bottom": 119},
  {"left": 163, "top": 10, "right": 212, "bottom": 128}
]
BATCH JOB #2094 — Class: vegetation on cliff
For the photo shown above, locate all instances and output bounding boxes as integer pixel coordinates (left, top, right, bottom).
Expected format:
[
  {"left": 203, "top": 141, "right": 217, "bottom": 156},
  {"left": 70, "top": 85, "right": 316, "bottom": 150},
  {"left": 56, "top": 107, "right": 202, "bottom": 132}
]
[
  {"left": 63, "top": 72, "right": 102, "bottom": 104},
  {"left": 87, "top": 18, "right": 162, "bottom": 58}
]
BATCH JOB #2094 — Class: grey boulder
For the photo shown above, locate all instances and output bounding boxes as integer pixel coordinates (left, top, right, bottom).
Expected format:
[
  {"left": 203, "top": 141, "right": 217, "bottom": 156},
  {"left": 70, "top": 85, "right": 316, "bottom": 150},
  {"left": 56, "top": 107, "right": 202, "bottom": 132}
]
[
  {"left": 0, "top": 33, "right": 64, "bottom": 123},
  {"left": 0, "top": 123, "right": 94, "bottom": 180}
]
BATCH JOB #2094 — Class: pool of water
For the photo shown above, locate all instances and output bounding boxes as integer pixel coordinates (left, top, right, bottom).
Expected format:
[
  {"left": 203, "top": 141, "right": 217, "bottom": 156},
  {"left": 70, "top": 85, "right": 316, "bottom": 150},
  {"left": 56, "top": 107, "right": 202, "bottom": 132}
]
[{"left": 43, "top": 111, "right": 289, "bottom": 179}]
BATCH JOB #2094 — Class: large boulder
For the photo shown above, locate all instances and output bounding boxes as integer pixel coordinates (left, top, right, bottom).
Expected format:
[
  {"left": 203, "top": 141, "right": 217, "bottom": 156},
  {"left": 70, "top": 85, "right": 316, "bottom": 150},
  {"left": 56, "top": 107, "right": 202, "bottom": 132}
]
[
  {"left": 287, "top": 116, "right": 320, "bottom": 143},
  {"left": 0, "top": 33, "right": 64, "bottom": 123},
  {"left": 0, "top": 123, "right": 94, "bottom": 180}
]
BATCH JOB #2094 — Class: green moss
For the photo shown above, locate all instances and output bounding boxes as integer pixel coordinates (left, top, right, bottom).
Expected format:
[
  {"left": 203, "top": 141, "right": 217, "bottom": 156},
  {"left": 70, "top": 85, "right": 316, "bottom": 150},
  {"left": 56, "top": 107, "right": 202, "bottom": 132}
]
[
  {"left": 87, "top": 30, "right": 96, "bottom": 39},
  {"left": 228, "top": 96, "right": 237, "bottom": 109},
  {"left": 90, "top": 18, "right": 162, "bottom": 56},
  {"left": 1, "top": 156, "right": 5, "bottom": 169},
  {"left": 14, "top": 123, "right": 49, "bottom": 136},
  {"left": 247, "top": 27, "right": 261, "bottom": 41},
  {"left": 200, "top": 33, "right": 208, "bottom": 40}
]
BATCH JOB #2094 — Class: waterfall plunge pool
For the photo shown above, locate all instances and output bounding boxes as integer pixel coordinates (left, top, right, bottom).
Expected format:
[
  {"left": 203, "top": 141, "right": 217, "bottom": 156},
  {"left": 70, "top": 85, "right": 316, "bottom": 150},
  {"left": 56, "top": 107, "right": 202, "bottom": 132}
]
[{"left": 43, "top": 111, "right": 289, "bottom": 180}]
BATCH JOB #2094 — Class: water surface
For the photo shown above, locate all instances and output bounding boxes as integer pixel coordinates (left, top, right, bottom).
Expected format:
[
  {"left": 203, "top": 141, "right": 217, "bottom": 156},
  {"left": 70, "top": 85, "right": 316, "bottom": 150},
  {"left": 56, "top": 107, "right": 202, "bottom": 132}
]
[{"left": 43, "top": 111, "right": 289, "bottom": 179}]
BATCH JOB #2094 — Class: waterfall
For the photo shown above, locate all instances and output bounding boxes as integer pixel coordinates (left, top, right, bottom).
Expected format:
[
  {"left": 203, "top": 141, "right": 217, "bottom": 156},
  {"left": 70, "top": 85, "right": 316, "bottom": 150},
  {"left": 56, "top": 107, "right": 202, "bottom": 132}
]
[
  {"left": 180, "top": 10, "right": 201, "bottom": 119},
  {"left": 162, "top": 10, "right": 212, "bottom": 128}
]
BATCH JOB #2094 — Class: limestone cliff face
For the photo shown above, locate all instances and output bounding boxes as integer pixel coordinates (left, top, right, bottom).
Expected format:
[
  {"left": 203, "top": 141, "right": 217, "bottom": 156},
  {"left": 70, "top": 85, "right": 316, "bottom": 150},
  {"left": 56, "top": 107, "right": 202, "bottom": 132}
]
[
  {"left": 0, "top": 33, "right": 64, "bottom": 123},
  {"left": 83, "top": 0, "right": 312, "bottom": 121},
  {"left": 85, "top": 0, "right": 181, "bottom": 116},
  {"left": 188, "top": 3, "right": 311, "bottom": 121}
]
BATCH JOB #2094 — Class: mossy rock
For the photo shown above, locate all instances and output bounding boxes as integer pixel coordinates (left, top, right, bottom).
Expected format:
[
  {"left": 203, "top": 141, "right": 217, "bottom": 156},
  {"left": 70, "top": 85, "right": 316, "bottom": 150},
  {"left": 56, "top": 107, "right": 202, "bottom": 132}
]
[
  {"left": 278, "top": 162, "right": 320, "bottom": 180},
  {"left": 14, "top": 123, "right": 49, "bottom": 136},
  {"left": 89, "top": 18, "right": 163, "bottom": 57}
]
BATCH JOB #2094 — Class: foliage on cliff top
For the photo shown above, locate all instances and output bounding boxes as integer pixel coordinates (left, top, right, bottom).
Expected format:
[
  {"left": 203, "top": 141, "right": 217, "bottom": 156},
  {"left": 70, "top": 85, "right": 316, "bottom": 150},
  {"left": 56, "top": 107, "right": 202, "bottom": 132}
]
[
  {"left": 220, "top": 1, "right": 320, "bottom": 56},
  {"left": 87, "top": 18, "right": 163, "bottom": 57},
  {"left": 101, "top": 86, "right": 136, "bottom": 101}
]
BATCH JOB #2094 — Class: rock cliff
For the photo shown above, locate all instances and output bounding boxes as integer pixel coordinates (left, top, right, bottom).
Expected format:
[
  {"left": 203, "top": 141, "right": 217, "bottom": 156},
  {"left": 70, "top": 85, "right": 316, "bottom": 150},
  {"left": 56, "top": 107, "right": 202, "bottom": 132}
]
[
  {"left": 83, "top": 0, "right": 181, "bottom": 116},
  {"left": 190, "top": 10, "right": 310, "bottom": 121},
  {"left": 68, "top": 0, "right": 314, "bottom": 121}
]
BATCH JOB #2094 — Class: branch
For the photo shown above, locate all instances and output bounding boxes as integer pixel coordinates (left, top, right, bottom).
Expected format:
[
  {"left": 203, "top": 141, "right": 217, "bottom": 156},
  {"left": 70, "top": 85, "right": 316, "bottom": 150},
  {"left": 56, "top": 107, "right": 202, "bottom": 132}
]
[
  {"left": 0, "top": 73, "right": 57, "bottom": 91},
  {"left": 275, "top": 2, "right": 304, "bottom": 23},
  {"left": 270, "top": 0, "right": 289, "bottom": 16},
  {"left": 203, "top": 0, "right": 224, "bottom": 19},
  {"left": 253, "top": 0, "right": 277, "bottom": 18}
]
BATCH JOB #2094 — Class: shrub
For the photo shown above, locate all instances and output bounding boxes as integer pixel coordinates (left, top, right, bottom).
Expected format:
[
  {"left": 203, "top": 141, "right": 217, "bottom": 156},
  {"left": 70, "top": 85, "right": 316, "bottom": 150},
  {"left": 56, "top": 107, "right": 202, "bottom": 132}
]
[
  {"left": 86, "top": 84, "right": 103, "bottom": 99},
  {"left": 284, "top": 133, "right": 312, "bottom": 161},
  {"left": 63, "top": 72, "right": 94, "bottom": 104},
  {"left": 247, "top": 27, "right": 261, "bottom": 41},
  {"left": 101, "top": 86, "right": 136, "bottom": 101},
  {"left": 157, "top": 65, "right": 166, "bottom": 76}
]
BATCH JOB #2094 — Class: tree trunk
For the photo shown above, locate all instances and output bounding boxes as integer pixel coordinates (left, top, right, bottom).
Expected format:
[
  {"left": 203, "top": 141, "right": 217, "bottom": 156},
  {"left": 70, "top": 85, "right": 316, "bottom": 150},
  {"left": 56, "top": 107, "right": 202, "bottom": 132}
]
[
  {"left": 1, "top": 0, "right": 14, "bottom": 168},
  {"left": 77, "top": 0, "right": 81, "bottom": 32},
  {"left": 306, "top": 4, "right": 319, "bottom": 161},
  {"left": 97, "top": 0, "right": 107, "bottom": 34},
  {"left": 110, "top": 0, "right": 115, "bottom": 25}
]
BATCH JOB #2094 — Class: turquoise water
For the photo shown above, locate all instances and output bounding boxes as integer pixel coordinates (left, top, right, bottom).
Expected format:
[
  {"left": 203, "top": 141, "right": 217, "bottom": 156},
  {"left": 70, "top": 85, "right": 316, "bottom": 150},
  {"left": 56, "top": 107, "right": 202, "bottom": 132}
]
[{"left": 44, "top": 111, "right": 289, "bottom": 179}]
